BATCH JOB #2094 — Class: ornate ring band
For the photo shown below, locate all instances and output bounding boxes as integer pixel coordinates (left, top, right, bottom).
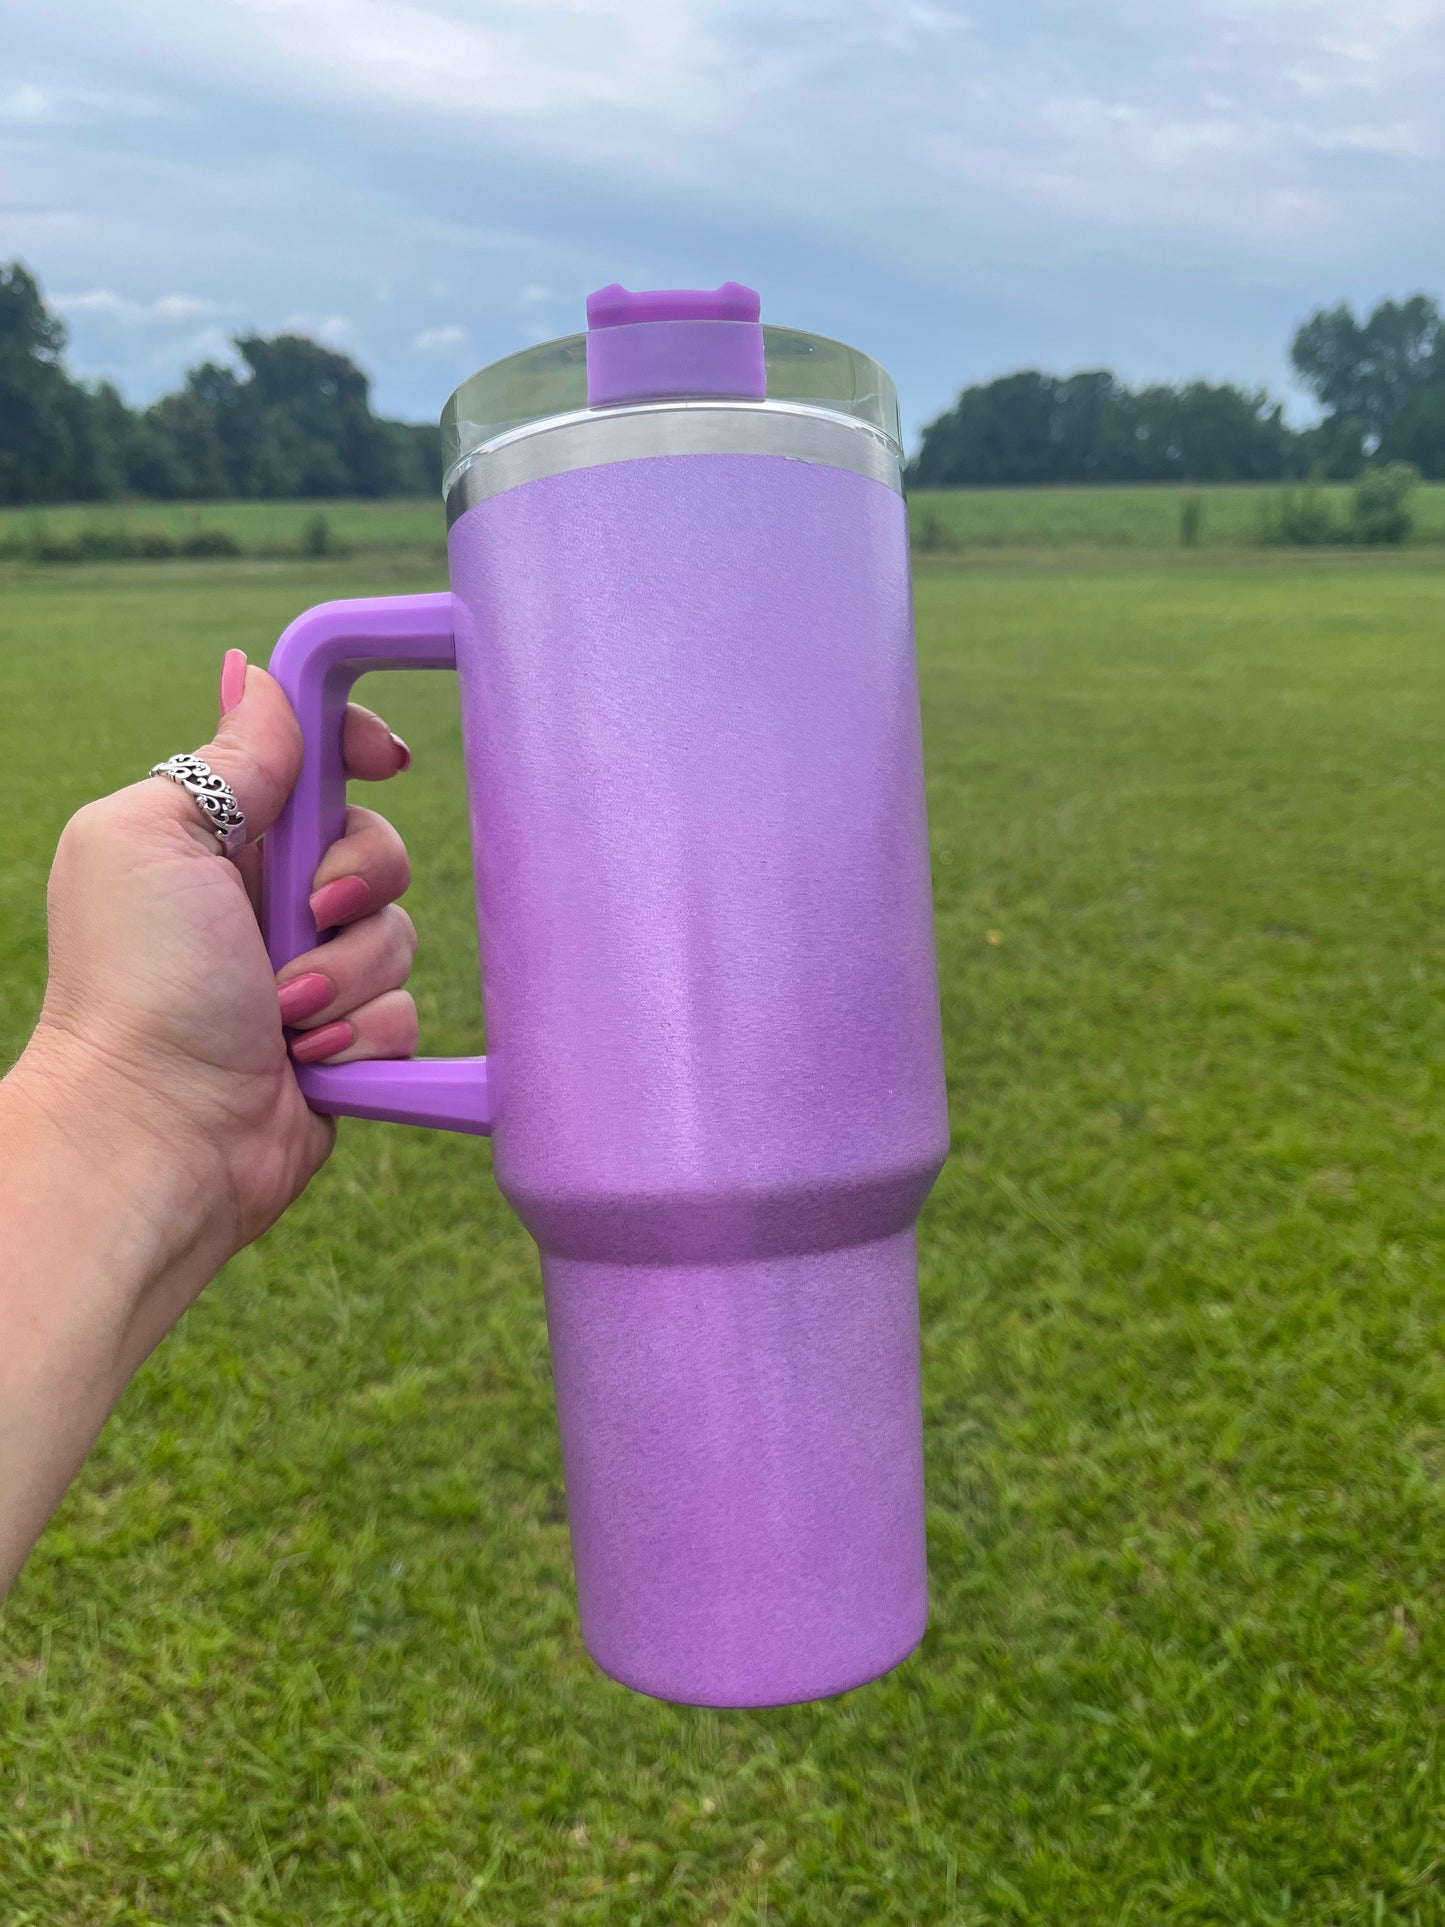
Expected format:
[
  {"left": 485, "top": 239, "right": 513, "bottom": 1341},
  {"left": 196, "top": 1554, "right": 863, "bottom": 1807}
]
[{"left": 149, "top": 753, "right": 246, "bottom": 858}]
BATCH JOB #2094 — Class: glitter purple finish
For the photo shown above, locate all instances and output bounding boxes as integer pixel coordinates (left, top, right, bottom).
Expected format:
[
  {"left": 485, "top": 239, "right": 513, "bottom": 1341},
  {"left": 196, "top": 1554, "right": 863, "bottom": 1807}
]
[
  {"left": 263, "top": 421, "right": 947, "bottom": 1707},
  {"left": 462, "top": 452, "right": 946, "bottom": 1705}
]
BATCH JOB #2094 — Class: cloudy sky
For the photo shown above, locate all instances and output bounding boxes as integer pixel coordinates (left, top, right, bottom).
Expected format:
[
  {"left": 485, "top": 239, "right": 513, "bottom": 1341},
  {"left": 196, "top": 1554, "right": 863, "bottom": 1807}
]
[{"left": 3, "top": 0, "right": 1442, "bottom": 442}]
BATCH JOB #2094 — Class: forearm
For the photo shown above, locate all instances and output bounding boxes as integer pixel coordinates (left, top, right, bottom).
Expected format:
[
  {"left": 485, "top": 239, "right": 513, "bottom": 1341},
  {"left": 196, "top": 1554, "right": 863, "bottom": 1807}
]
[{"left": 0, "top": 1034, "right": 223, "bottom": 1593}]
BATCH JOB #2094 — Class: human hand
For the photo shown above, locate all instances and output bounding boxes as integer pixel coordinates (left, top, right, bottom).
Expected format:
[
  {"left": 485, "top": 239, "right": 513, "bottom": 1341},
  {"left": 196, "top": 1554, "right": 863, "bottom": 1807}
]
[{"left": 13, "top": 646, "right": 417, "bottom": 1368}]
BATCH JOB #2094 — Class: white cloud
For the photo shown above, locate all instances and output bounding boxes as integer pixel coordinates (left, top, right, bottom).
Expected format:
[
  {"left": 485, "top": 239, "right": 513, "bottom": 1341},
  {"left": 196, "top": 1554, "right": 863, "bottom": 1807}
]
[
  {"left": 0, "top": 75, "right": 165, "bottom": 126},
  {"left": 54, "top": 289, "right": 229, "bottom": 322},
  {"left": 154, "top": 293, "right": 220, "bottom": 320},
  {"left": 413, "top": 323, "right": 467, "bottom": 351},
  {"left": 1, "top": 83, "right": 53, "bottom": 122},
  {"left": 15, "top": 0, "right": 1438, "bottom": 276},
  {"left": 282, "top": 311, "right": 354, "bottom": 345},
  {"left": 137, "top": 0, "right": 744, "bottom": 127},
  {"left": 178, "top": 324, "right": 236, "bottom": 362}
]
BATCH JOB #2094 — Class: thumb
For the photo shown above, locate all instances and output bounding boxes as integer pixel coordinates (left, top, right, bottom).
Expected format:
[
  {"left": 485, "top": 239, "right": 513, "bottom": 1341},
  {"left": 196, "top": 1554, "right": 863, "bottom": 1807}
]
[{"left": 195, "top": 654, "right": 302, "bottom": 843}]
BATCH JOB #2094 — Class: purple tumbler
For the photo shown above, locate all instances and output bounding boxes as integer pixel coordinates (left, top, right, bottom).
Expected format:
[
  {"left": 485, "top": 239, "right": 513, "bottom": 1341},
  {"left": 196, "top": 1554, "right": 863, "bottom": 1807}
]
[{"left": 262, "top": 284, "right": 948, "bottom": 1707}]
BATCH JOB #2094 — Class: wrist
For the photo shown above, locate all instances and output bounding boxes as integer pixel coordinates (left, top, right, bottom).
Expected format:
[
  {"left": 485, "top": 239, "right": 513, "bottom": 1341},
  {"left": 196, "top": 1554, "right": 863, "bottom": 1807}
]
[
  {"left": 0, "top": 1035, "right": 211, "bottom": 1593},
  {"left": 2, "top": 1026, "right": 231, "bottom": 1381},
  {"left": 0, "top": 1024, "right": 246, "bottom": 1595}
]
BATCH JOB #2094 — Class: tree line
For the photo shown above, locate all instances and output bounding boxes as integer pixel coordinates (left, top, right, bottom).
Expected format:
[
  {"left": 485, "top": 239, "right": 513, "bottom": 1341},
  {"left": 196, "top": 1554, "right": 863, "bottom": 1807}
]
[
  {"left": 908, "top": 294, "right": 1445, "bottom": 488},
  {"left": 0, "top": 262, "right": 440, "bottom": 505},
  {"left": 5, "top": 257, "right": 1444, "bottom": 500}
]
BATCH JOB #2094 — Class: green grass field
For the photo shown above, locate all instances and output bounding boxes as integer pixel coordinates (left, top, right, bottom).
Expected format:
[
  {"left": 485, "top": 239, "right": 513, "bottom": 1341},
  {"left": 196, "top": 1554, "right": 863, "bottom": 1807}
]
[
  {"left": 907, "top": 481, "right": 1445, "bottom": 550},
  {"left": 0, "top": 497, "right": 446, "bottom": 558},
  {"left": 2, "top": 542, "right": 1445, "bottom": 1923},
  {"left": 4, "top": 479, "right": 1445, "bottom": 562}
]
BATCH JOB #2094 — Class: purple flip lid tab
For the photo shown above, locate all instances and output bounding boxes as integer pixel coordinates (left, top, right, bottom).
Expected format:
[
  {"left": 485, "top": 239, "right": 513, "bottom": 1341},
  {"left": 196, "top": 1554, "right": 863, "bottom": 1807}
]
[{"left": 585, "top": 281, "right": 765, "bottom": 407}]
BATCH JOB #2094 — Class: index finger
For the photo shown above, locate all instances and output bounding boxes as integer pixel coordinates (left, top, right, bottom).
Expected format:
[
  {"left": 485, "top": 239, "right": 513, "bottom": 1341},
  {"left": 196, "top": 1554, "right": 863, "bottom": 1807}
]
[{"left": 342, "top": 702, "right": 411, "bottom": 782}]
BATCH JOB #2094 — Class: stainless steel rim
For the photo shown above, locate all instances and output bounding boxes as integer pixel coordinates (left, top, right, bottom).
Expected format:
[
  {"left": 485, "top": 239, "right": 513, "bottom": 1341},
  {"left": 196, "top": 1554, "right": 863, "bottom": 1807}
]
[{"left": 444, "top": 400, "right": 903, "bottom": 526}]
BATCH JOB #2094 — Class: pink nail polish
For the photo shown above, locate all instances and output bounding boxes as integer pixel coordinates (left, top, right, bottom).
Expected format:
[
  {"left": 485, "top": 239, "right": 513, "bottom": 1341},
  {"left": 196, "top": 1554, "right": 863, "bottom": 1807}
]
[
  {"left": 290, "top": 1019, "right": 354, "bottom": 1065},
  {"left": 219, "top": 648, "right": 247, "bottom": 717},
  {"left": 390, "top": 732, "right": 412, "bottom": 772},
  {"left": 276, "top": 972, "right": 333, "bottom": 1025},
  {"left": 309, "top": 875, "right": 371, "bottom": 929}
]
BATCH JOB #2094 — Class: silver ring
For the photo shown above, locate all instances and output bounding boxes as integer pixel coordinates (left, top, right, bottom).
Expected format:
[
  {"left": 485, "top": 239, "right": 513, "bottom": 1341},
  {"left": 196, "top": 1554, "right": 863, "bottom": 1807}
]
[{"left": 149, "top": 753, "right": 246, "bottom": 858}]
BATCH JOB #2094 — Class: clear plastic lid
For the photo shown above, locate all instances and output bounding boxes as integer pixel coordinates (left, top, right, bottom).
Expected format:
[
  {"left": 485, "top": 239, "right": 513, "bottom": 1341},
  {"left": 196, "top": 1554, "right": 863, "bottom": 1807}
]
[{"left": 440, "top": 324, "right": 901, "bottom": 499}]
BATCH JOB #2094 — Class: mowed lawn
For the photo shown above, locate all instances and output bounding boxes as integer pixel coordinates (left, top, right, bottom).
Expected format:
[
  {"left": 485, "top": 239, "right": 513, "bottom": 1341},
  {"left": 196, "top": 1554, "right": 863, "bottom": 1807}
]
[{"left": 1, "top": 549, "right": 1444, "bottom": 1924}]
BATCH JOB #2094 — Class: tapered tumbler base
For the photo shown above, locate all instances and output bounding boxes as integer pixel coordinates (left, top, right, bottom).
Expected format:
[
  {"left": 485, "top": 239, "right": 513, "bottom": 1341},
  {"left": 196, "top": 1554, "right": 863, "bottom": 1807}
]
[{"left": 540, "top": 1227, "right": 928, "bottom": 1708}]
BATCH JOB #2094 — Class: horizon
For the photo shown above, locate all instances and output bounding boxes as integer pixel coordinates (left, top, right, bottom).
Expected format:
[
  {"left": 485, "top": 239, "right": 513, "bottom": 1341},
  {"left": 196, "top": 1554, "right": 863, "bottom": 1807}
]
[{"left": 18, "top": 252, "right": 1436, "bottom": 447}]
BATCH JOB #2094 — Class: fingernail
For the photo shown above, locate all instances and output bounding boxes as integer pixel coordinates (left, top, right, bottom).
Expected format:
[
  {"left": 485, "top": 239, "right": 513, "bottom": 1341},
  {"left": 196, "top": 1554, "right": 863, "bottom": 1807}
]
[
  {"left": 290, "top": 1019, "right": 354, "bottom": 1065},
  {"left": 309, "top": 875, "right": 371, "bottom": 929},
  {"left": 276, "top": 972, "right": 333, "bottom": 1025},
  {"left": 219, "top": 648, "right": 247, "bottom": 717},
  {"left": 389, "top": 732, "right": 412, "bottom": 772}
]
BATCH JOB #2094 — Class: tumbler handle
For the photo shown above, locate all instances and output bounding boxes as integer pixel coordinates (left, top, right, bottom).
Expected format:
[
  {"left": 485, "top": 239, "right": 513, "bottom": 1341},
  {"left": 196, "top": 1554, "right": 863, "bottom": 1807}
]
[{"left": 262, "top": 592, "right": 491, "bottom": 1136}]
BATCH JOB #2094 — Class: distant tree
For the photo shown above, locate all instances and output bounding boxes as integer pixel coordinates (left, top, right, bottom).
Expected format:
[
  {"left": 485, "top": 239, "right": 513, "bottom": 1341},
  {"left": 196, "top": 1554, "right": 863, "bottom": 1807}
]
[
  {"left": 1290, "top": 295, "right": 1445, "bottom": 479},
  {"left": 54, "top": 377, "right": 125, "bottom": 501},
  {"left": 909, "top": 369, "right": 1298, "bottom": 487},
  {"left": 0, "top": 260, "right": 443, "bottom": 504},
  {"left": 0, "top": 261, "right": 64, "bottom": 367},
  {"left": 141, "top": 386, "right": 230, "bottom": 497},
  {"left": 123, "top": 411, "right": 194, "bottom": 498},
  {"left": 85, "top": 382, "right": 139, "bottom": 494},
  {"left": 1286, "top": 414, "right": 1368, "bottom": 482},
  {"left": 1139, "top": 381, "right": 1295, "bottom": 482},
  {"left": 0, "top": 262, "right": 84, "bottom": 503},
  {"left": 230, "top": 333, "right": 394, "bottom": 497},
  {"left": 1394, "top": 382, "right": 1445, "bottom": 479},
  {"left": 909, "top": 371, "right": 1130, "bottom": 486},
  {"left": 385, "top": 420, "right": 442, "bottom": 496}
]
